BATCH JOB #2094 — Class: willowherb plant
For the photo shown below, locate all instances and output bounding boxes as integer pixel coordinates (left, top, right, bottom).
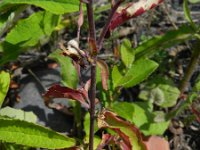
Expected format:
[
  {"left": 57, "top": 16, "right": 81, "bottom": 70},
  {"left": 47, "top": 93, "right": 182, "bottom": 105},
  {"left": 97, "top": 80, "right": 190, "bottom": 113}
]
[{"left": 1, "top": 0, "right": 200, "bottom": 149}]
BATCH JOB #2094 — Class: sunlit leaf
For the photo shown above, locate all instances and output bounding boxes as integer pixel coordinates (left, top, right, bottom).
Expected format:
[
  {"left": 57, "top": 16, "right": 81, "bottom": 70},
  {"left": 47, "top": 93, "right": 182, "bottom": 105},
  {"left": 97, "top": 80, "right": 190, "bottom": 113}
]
[
  {"left": 0, "top": 71, "right": 10, "bottom": 108},
  {"left": 83, "top": 113, "right": 100, "bottom": 149},
  {"left": 5, "top": 11, "right": 60, "bottom": 47},
  {"left": 0, "top": 106, "right": 37, "bottom": 123},
  {"left": 0, "top": 117, "right": 75, "bottom": 149},
  {"left": 120, "top": 38, "right": 135, "bottom": 68},
  {"left": 111, "top": 102, "right": 150, "bottom": 128},
  {"left": 49, "top": 49, "right": 78, "bottom": 88},
  {"left": 112, "top": 65, "right": 123, "bottom": 89},
  {"left": 140, "top": 121, "right": 170, "bottom": 136},
  {"left": 156, "top": 84, "right": 180, "bottom": 107},
  {"left": 0, "top": 0, "right": 80, "bottom": 14},
  {"left": 139, "top": 83, "right": 180, "bottom": 108},
  {"left": 117, "top": 59, "right": 158, "bottom": 88},
  {"left": 98, "top": 109, "right": 147, "bottom": 150},
  {"left": 111, "top": 102, "right": 170, "bottom": 136},
  {"left": 135, "top": 25, "right": 194, "bottom": 59}
]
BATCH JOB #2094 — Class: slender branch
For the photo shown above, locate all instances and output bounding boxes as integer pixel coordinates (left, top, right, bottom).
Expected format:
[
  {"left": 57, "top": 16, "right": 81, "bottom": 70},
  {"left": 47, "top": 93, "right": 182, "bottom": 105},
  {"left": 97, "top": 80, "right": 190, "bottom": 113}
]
[
  {"left": 27, "top": 68, "right": 46, "bottom": 92},
  {"left": 179, "top": 42, "right": 200, "bottom": 93},
  {"left": 77, "top": 0, "right": 83, "bottom": 42},
  {"left": 170, "top": 42, "right": 200, "bottom": 116},
  {"left": 86, "top": 1, "right": 97, "bottom": 150},
  {"left": 87, "top": 0, "right": 96, "bottom": 41},
  {"left": 87, "top": 1, "right": 123, "bottom": 149},
  {"left": 97, "top": 0, "right": 124, "bottom": 50}
]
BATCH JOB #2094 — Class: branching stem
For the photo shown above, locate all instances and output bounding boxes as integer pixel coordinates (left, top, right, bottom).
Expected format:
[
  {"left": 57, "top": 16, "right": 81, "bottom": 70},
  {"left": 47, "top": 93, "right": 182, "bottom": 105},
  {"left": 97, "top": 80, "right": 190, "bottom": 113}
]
[
  {"left": 97, "top": 0, "right": 124, "bottom": 51},
  {"left": 86, "top": 1, "right": 97, "bottom": 150},
  {"left": 86, "top": 1, "right": 123, "bottom": 149}
]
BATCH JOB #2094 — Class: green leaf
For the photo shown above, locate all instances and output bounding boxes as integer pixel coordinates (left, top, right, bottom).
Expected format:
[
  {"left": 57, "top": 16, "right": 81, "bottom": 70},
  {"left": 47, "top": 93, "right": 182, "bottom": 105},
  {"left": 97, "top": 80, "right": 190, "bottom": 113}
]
[
  {"left": 193, "top": 74, "right": 200, "bottom": 92},
  {"left": 120, "top": 38, "right": 135, "bottom": 68},
  {"left": 98, "top": 110, "right": 147, "bottom": 150},
  {"left": 0, "top": 0, "right": 80, "bottom": 14},
  {"left": 112, "top": 65, "right": 123, "bottom": 89},
  {"left": 117, "top": 59, "right": 159, "bottom": 88},
  {"left": 111, "top": 102, "right": 152, "bottom": 128},
  {"left": 83, "top": 113, "right": 100, "bottom": 149},
  {"left": 141, "top": 110, "right": 170, "bottom": 135},
  {"left": 0, "top": 107, "right": 37, "bottom": 123},
  {"left": 140, "top": 121, "right": 170, "bottom": 136},
  {"left": 189, "top": 0, "right": 200, "bottom": 3},
  {"left": 96, "top": 63, "right": 102, "bottom": 85},
  {"left": 139, "top": 83, "right": 180, "bottom": 108},
  {"left": 5, "top": 11, "right": 60, "bottom": 47},
  {"left": 84, "top": 113, "right": 99, "bottom": 138},
  {"left": 135, "top": 25, "right": 194, "bottom": 59},
  {"left": 0, "top": 71, "right": 10, "bottom": 108},
  {"left": 48, "top": 49, "right": 78, "bottom": 88},
  {"left": 111, "top": 102, "right": 169, "bottom": 136},
  {"left": 0, "top": 42, "right": 22, "bottom": 65},
  {"left": 183, "top": 0, "right": 196, "bottom": 29},
  {"left": 0, "top": 6, "right": 26, "bottom": 38},
  {"left": 156, "top": 84, "right": 180, "bottom": 107},
  {"left": 0, "top": 11, "right": 10, "bottom": 29},
  {"left": 0, "top": 117, "right": 75, "bottom": 149}
]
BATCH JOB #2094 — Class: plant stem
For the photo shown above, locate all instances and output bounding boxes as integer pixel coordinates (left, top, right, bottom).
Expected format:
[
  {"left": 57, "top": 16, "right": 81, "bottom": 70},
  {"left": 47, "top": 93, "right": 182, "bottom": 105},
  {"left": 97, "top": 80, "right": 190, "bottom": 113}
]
[
  {"left": 168, "top": 41, "right": 200, "bottom": 118},
  {"left": 86, "top": 1, "right": 97, "bottom": 150},
  {"left": 86, "top": 0, "right": 96, "bottom": 41},
  {"left": 179, "top": 42, "right": 200, "bottom": 93},
  {"left": 86, "top": 1, "right": 123, "bottom": 149},
  {"left": 89, "top": 63, "right": 96, "bottom": 150},
  {"left": 97, "top": 0, "right": 124, "bottom": 50},
  {"left": 87, "top": 0, "right": 124, "bottom": 150}
]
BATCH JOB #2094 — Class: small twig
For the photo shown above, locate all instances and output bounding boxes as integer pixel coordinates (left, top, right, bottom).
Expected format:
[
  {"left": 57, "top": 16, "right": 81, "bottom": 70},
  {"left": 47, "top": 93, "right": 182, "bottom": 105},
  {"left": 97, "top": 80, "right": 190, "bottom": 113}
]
[
  {"left": 82, "top": 0, "right": 89, "bottom": 3},
  {"left": 171, "top": 42, "right": 200, "bottom": 115},
  {"left": 27, "top": 68, "right": 46, "bottom": 92},
  {"left": 77, "top": 0, "right": 84, "bottom": 43},
  {"left": 97, "top": 0, "right": 124, "bottom": 51},
  {"left": 162, "top": 2, "right": 178, "bottom": 30},
  {"left": 179, "top": 43, "right": 200, "bottom": 93}
]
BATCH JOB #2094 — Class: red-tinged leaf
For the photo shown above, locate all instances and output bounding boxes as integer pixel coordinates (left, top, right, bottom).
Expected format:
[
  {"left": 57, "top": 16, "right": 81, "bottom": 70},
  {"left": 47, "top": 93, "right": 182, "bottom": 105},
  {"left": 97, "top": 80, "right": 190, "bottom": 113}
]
[
  {"left": 98, "top": 109, "right": 147, "bottom": 150},
  {"left": 109, "top": 0, "right": 164, "bottom": 31},
  {"left": 96, "top": 134, "right": 115, "bottom": 150},
  {"left": 143, "top": 136, "right": 170, "bottom": 150},
  {"left": 118, "top": 140, "right": 131, "bottom": 150},
  {"left": 44, "top": 84, "right": 89, "bottom": 109},
  {"left": 97, "top": 59, "right": 109, "bottom": 91}
]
